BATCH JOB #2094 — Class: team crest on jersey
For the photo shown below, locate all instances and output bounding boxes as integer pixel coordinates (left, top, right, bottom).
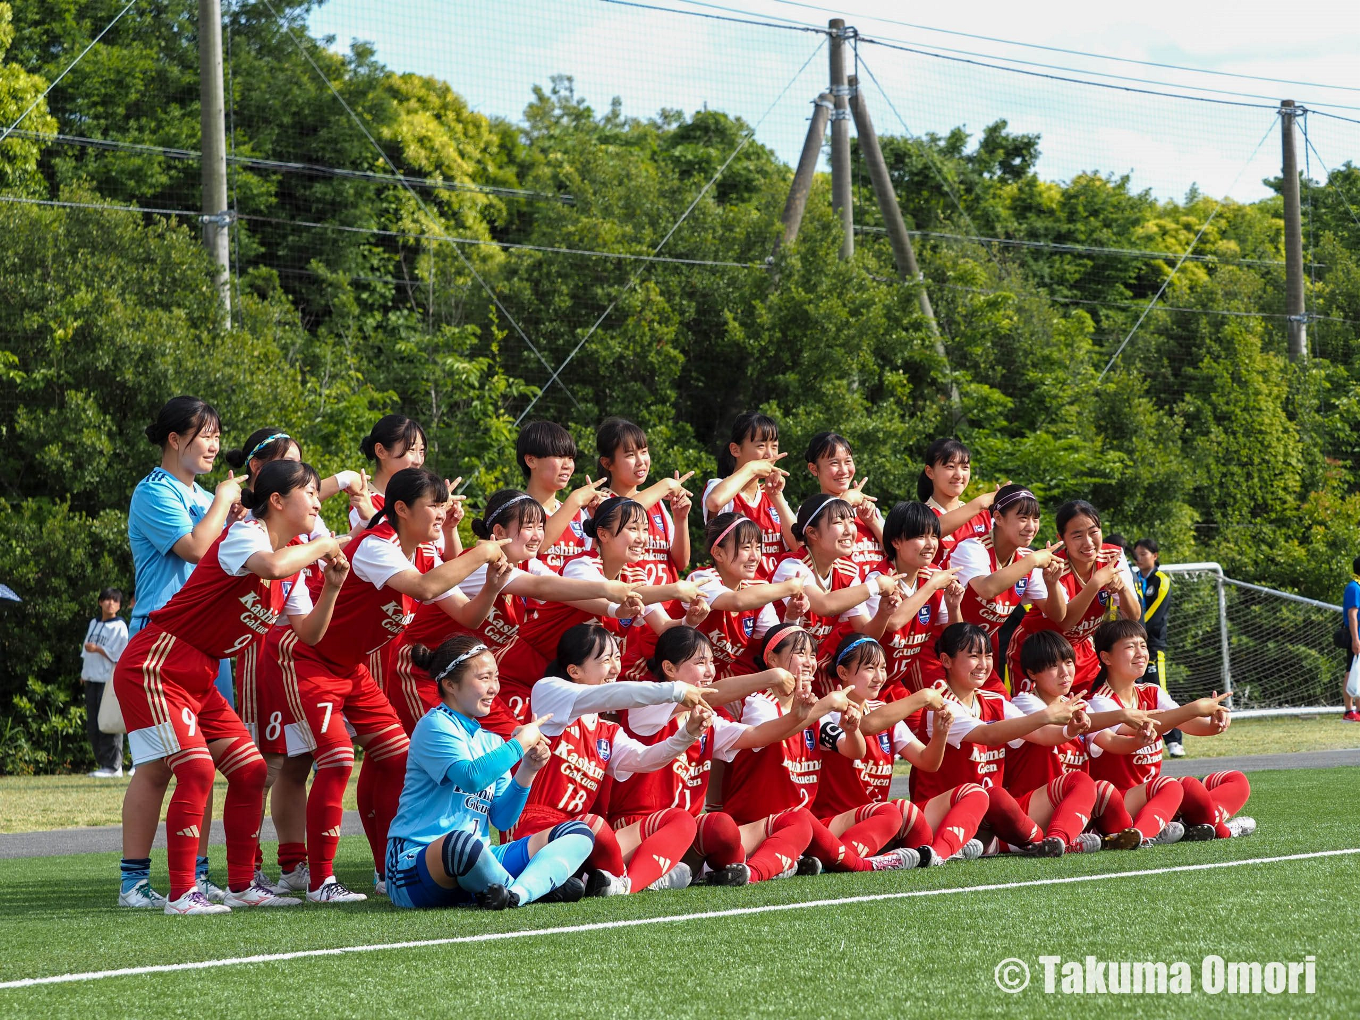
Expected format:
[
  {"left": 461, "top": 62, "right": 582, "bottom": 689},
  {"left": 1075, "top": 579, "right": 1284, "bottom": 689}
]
[
  {"left": 877, "top": 732, "right": 892, "bottom": 754},
  {"left": 699, "top": 733, "right": 708, "bottom": 754},
  {"left": 769, "top": 507, "right": 781, "bottom": 524},
  {"left": 1015, "top": 577, "right": 1029, "bottom": 596},
  {"left": 803, "top": 729, "right": 816, "bottom": 750},
  {"left": 653, "top": 513, "right": 664, "bottom": 529},
  {"left": 742, "top": 617, "right": 755, "bottom": 637},
  {"left": 974, "top": 523, "right": 986, "bottom": 533},
  {"left": 1098, "top": 589, "right": 1111, "bottom": 606},
  {"left": 917, "top": 605, "right": 932, "bottom": 626},
  {"left": 569, "top": 520, "right": 584, "bottom": 538},
  {"left": 596, "top": 738, "right": 612, "bottom": 762},
  {"left": 281, "top": 581, "right": 293, "bottom": 598}
]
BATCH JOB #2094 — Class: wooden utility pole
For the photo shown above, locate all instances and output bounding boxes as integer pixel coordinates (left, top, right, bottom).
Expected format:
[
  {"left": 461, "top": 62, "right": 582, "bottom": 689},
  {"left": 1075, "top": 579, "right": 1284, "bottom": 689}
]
[
  {"left": 776, "top": 91, "right": 832, "bottom": 251},
  {"left": 199, "top": 0, "right": 231, "bottom": 326},
  {"left": 828, "top": 19, "right": 853, "bottom": 260},
  {"left": 848, "top": 75, "right": 964, "bottom": 423},
  {"left": 1280, "top": 99, "right": 1306, "bottom": 361}
]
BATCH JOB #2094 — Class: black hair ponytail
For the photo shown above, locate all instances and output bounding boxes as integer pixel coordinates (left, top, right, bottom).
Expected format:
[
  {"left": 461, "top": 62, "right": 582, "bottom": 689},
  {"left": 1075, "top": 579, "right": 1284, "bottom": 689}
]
[
  {"left": 366, "top": 468, "right": 447, "bottom": 531},
  {"left": 239, "top": 460, "right": 321, "bottom": 519},
  {"left": 146, "top": 396, "right": 220, "bottom": 449}
]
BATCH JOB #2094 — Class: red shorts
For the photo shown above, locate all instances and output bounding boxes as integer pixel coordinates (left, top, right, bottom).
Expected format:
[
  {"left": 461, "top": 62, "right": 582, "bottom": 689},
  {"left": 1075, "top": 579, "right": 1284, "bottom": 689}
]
[
  {"left": 276, "top": 634, "right": 403, "bottom": 756},
  {"left": 503, "top": 803, "right": 571, "bottom": 843},
  {"left": 246, "top": 627, "right": 293, "bottom": 755},
  {"left": 387, "top": 643, "right": 440, "bottom": 735},
  {"left": 115, "top": 626, "right": 251, "bottom": 765}
]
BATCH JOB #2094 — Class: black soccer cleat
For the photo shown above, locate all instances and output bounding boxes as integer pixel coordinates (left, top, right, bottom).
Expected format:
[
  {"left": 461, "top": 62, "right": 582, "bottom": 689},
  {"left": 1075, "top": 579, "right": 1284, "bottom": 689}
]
[
  {"left": 1182, "top": 823, "right": 1218, "bottom": 842},
  {"left": 474, "top": 883, "right": 513, "bottom": 911},
  {"left": 795, "top": 855, "right": 823, "bottom": 877},
  {"left": 537, "top": 876, "right": 587, "bottom": 904},
  {"left": 705, "top": 862, "right": 751, "bottom": 887},
  {"left": 1019, "top": 836, "right": 1066, "bottom": 858}
]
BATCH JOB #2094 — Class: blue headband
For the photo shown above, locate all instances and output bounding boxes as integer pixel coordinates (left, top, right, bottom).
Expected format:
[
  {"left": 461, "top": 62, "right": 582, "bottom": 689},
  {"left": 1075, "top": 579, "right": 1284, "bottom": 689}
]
[
  {"left": 835, "top": 636, "right": 878, "bottom": 665},
  {"left": 247, "top": 432, "right": 291, "bottom": 461}
]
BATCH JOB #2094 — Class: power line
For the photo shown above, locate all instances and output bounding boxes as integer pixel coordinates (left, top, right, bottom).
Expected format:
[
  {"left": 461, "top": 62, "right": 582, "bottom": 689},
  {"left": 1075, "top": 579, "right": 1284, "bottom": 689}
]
[{"left": 595, "top": 0, "right": 825, "bottom": 35}]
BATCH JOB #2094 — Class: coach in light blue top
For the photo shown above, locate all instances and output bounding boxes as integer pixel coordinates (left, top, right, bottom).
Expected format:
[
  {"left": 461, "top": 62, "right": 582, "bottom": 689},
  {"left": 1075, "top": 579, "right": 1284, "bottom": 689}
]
[{"left": 385, "top": 637, "right": 595, "bottom": 910}]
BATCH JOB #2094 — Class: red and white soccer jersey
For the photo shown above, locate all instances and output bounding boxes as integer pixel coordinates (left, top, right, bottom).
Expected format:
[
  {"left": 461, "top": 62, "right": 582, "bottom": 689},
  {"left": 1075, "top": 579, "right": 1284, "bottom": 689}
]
[
  {"left": 702, "top": 478, "right": 787, "bottom": 580},
  {"left": 721, "top": 693, "right": 830, "bottom": 824},
  {"left": 862, "top": 561, "right": 948, "bottom": 696},
  {"left": 907, "top": 687, "right": 1025, "bottom": 803},
  {"left": 771, "top": 549, "right": 867, "bottom": 673},
  {"left": 1008, "top": 546, "right": 1135, "bottom": 696},
  {"left": 813, "top": 702, "right": 922, "bottom": 817},
  {"left": 350, "top": 491, "right": 446, "bottom": 556},
  {"left": 687, "top": 568, "right": 780, "bottom": 681},
  {"left": 952, "top": 532, "right": 1047, "bottom": 661},
  {"left": 1086, "top": 682, "right": 1178, "bottom": 790},
  {"left": 1002, "top": 691, "right": 1089, "bottom": 796},
  {"left": 848, "top": 508, "right": 885, "bottom": 573},
  {"left": 609, "top": 702, "right": 747, "bottom": 823},
  {"left": 611, "top": 490, "right": 678, "bottom": 586},
  {"left": 536, "top": 499, "right": 592, "bottom": 575},
  {"left": 927, "top": 497, "right": 991, "bottom": 567}
]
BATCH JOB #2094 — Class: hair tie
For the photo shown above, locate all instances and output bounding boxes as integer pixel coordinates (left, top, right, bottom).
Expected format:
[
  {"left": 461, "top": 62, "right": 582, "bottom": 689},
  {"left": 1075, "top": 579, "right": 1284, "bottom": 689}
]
[
  {"left": 247, "top": 432, "right": 290, "bottom": 462},
  {"left": 992, "top": 488, "right": 1036, "bottom": 513},
  {"left": 835, "top": 636, "right": 877, "bottom": 665},
  {"left": 486, "top": 493, "right": 538, "bottom": 528},
  {"left": 710, "top": 515, "right": 747, "bottom": 550},
  {"left": 434, "top": 643, "right": 488, "bottom": 683}
]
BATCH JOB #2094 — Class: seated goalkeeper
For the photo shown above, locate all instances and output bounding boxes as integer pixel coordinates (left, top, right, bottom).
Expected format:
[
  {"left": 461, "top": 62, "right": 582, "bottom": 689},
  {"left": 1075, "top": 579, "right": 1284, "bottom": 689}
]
[{"left": 385, "top": 634, "right": 595, "bottom": 909}]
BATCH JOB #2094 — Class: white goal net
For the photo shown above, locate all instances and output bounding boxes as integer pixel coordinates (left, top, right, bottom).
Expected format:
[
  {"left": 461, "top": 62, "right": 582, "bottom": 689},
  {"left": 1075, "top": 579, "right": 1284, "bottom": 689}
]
[{"left": 1160, "top": 563, "right": 1346, "bottom": 718}]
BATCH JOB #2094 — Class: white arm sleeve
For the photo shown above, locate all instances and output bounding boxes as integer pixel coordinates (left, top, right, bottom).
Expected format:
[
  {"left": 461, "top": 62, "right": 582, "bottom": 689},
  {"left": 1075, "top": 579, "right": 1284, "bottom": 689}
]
[
  {"left": 531, "top": 676, "right": 685, "bottom": 737},
  {"left": 608, "top": 725, "right": 699, "bottom": 780},
  {"left": 627, "top": 700, "right": 683, "bottom": 737}
]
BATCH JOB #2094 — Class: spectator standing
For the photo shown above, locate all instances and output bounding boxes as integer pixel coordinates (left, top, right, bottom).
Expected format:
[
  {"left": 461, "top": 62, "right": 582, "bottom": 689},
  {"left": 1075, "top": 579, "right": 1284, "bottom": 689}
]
[
  {"left": 1341, "top": 558, "right": 1360, "bottom": 722},
  {"left": 1133, "top": 538, "right": 1183, "bottom": 756},
  {"left": 81, "top": 588, "right": 129, "bottom": 776}
]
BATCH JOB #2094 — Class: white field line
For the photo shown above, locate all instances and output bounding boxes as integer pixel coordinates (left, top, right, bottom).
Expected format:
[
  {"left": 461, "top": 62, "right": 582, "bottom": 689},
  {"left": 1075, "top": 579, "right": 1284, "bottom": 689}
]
[{"left": 3, "top": 847, "right": 1357, "bottom": 990}]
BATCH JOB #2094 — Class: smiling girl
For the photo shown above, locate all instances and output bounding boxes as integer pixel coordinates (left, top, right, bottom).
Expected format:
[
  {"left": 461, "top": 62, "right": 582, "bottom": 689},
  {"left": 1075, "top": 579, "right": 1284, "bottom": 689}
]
[
  {"left": 517, "top": 421, "right": 605, "bottom": 574},
  {"left": 803, "top": 431, "right": 883, "bottom": 571},
  {"left": 916, "top": 438, "right": 1001, "bottom": 566},
  {"left": 703, "top": 413, "right": 796, "bottom": 579},
  {"left": 596, "top": 417, "right": 693, "bottom": 585}
]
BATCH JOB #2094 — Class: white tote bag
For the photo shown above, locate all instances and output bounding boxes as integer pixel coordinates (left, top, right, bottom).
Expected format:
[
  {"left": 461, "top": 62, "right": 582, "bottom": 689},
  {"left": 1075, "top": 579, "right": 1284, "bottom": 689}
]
[
  {"left": 1347, "top": 655, "right": 1360, "bottom": 700},
  {"left": 97, "top": 681, "right": 127, "bottom": 735}
]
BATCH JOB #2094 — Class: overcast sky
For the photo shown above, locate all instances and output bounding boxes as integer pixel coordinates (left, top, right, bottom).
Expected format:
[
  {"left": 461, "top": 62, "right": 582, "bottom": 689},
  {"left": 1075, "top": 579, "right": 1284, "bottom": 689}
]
[{"left": 308, "top": 0, "right": 1360, "bottom": 202}]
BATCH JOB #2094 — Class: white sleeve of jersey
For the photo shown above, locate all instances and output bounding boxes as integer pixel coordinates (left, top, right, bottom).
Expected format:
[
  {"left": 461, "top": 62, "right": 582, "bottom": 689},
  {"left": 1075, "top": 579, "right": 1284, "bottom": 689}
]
[
  {"left": 1011, "top": 691, "right": 1046, "bottom": 716},
  {"left": 1001, "top": 696, "right": 1028, "bottom": 748},
  {"left": 350, "top": 534, "right": 415, "bottom": 590},
  {"left": 752, "top": 601, "right": 780, "bottom": 640},
  {"left": 608, "top": 725, "right": 697, "bottom": 780},
  {"left": 1026, "top": 563, "right": 1049, "bottom": 601},
  {"left": 217, "top": 520, "right": 273, "bottom": 576},
  {"left": 1156, "top": 687, "right": 1179, "bottom": 711},
  {"left": 532, "top": 676, "right": 682, "bottom": 737},
  {"left": 563, "top": 556, "right": 607, "bottom": 583},
  {"left": 284, "top": 578, "right": 314, "bottom": 616},
  {"left": 456, "top": 562, "right": 490, "bottom": 599},
  {"left": 627, "top": 700, "right": 682, "bottom": 737},
  {"left": 1083, "top": 693, "right": 1121, "bottom": 756},
  {"left": 890, "top": 719, "right": 919, "bottom": 756},
  {"left": 702, "top": 478, "right": 733, "bottom": 524},
  {"left": 711, "top": 716, "right": 748, "bottom": 762},
  {"left": 925, "top": 700, "right": 989, "bottom": 748},
  {"left": 348, "top": 506, "right": 363, "bottom": 531},
  {"left": 949, "top": 538, "right": 989, "bottom": 587},
  {"left": 861, "top": 568, "right": 887, "bottom": 617},
  {"left": 1116, "top": 557, "right": 1136, "bottom": 607},
  {"left": 690, "top": 569, "right": 730, "bottom": 602},
  {"left": 770, "top": 557, "right": 809, "bottom": 585},
  {"left": 741, "top": 692, "right": 782, "bottom": 727}
]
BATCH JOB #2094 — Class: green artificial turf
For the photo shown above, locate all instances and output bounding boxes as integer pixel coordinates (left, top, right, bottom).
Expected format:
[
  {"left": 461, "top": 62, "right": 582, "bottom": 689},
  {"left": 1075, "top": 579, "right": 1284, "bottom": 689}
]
[{"left": 0, "top": 767, "right": 1355, "bottom": 1019}]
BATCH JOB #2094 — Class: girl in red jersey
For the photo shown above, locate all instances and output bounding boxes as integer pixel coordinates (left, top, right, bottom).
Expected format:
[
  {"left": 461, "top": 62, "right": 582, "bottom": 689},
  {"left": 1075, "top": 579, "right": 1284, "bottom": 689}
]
[
  {"left": 685, "top": 513, "right": 806, "bottom": 686},
  {"left": 612, "top": 626, "right": 836, "bottom": 887},
  {"left": 816, "top": 634, "right": 994, "bottom": 867},
  {"left": 723, "top": 625, "right": 921, "bottom": 874},
  {"left": 1086, "top": 620, "right": 1253, "bottom": 845},
  {"left": 115, "top": 460, "right": 350, "bottom": 914},
  {"left": 1007, "top": 631, "right": 1151, "bottom": 851},
  {"left": 803, "top": 431, "right": 883, "bottom": 572},
  {"left": 702, "top": 412, "right": 796, "bottom": 579},
  {"left": 951, "top": 484, "right": 1067, "bottom": 694},
  {"left": 861, "top": 501, "right": 963, "bottom": 700},
  {"left": 276, "top": 469, "right": 511, "bottom": 903},
  {"left": 908, "top": 623, "right": 1088, "bottom": 857},
  {"left": 596, "top": 416, "right": 694, "bottom": 585},
  {"left": 494, "top": 497, "right": 704, "bottom": 735},
  {"left": 916, "top": 438, "right": 1003, "bottom": 566},
  {"left": 390, "top": 489, "right": 642, "bottom": 735},
  {"left": 1008, "top": 500, "right": 1140, "bottom": 697},
  {"left": 517, "top": 420, "right": 607, "bottom": 574},
  {"left": 770, "top": 495, "right": 905, "bottom": 681},
  {"left": 509, "top": 624, "right": 712, "bottom": 894}
]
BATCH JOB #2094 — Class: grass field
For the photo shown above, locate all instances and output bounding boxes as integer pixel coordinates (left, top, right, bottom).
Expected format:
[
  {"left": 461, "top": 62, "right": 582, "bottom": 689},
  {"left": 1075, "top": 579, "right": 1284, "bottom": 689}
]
[{"left": 0, "top": 767, "right": 1356, "bottom": 1019}]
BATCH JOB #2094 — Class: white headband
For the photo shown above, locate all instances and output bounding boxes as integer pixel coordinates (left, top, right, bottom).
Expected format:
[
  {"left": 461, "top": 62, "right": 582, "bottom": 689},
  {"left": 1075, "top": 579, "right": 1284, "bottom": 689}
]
[{"left": 434, "top": 643, "right": 489, "bottom": 683}]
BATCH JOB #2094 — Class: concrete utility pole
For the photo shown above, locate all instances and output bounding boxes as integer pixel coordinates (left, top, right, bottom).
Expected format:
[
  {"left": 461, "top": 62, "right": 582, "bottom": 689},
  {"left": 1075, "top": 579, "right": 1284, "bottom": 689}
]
[
  {"left": 199, "top": 0, "right": 231, "bottom": 326},
  {"left": 828, "top": 19, "right": 853, "bottom": 260},
  {"left": 776, "top": 91, "right": 832, "bottom": 251},
  {"left": 848, "top": 75, "right": 964, "bottom": 423},
  {"left": 1280, "top": 100, "right": 1306, "bottom": 361}
]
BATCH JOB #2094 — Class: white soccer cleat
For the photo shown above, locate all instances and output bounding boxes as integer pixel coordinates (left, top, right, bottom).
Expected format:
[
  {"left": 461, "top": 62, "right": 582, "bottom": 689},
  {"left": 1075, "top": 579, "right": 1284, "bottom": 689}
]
[
  {"left": 1069, "top": 833, "right": 1105, "bottom": 854},
  {"left": 949, "top": 838, "right": 984, "bottom": 862},
  {"left": 306, "top": 875, "right": 367, "bottom": 904},
  {"left": 1142, "top": 821, "right": 1186, "bottom": 848},
  {"left": 197, "top": 876, "right": 227, "bottom": 904},
  {"left": 88, "top": 768, "right": 123, "bottom": 778},
  {"left": 164, "top": 889, "right": 231, "bottom": 916},
  {"left": 270, "top": 863, "right": 309, "bottom": 894},
  {"left": 223, "top": 880, "right": 302, "bottom": 908},
  {"left": 253, "top": 868, "right": 275, "bottom": 889},
  {"left": 868, "top": 847, "right": 920, "bottom": 870},
  {"left": 584, "top": 869, "right": 632, "bottom": 897},
  {"left": 1165, "top": 741, "right": 1186, "bottom": 758},
  {"left": 1226, "top": 816, "right": 1257, "bottom": 838},
  {"left": 117, "top": 879, "right": 168, "bottom": 908},
  {"left": 646, "top": 862, "right": 692, "bottom": 892}
]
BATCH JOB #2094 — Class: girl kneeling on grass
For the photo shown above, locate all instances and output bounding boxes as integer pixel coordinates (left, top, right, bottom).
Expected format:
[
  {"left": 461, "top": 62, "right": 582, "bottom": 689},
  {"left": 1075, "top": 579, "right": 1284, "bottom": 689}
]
[
  {"left": 1085, "top": 619, "right": 1255, "bottom": 845},
  {"left": 385, "top": 634, "right": 596, "bottom": 909}
]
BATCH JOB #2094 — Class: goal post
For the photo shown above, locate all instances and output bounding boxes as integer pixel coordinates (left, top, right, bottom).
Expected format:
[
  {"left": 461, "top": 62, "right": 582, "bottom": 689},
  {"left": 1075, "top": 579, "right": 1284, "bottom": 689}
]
[{"left": 1160, "top": 563, "right": 1346, "bottom": 719}]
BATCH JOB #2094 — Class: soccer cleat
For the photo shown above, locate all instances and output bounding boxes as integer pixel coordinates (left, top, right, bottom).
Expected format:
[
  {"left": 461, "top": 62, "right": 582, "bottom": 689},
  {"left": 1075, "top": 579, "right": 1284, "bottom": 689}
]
[
  {"left": 949, "top": 839, "right": 984, "bottom": 862},
  {"left": 270, "top": 864, "right": 309, "bottom": 894},
  {"left": 646, "top": 862, "right": 693, "bottom": 892},
  {"left": 197, "top": 876, "right": 227, "bottom": 904},
  {"left": 916, "top": 845, "right": 945, "bottom": 867},
  {"left": 89, "top": 768, "right": 123, "bottom": 778},
  {"left": 705, "top": 862, "right": 751, "bottom": 887},
  {"left": 795, "top": 855, "right": 823, "bottom": 877},
  {"left": 117, "top": 879, "right": 168, "bottom": 908},
  {"left": 1069, "top": 833, "right": 1105, "bottom": 854},
  {"left": 1019, "top": 836, "right": 1066, "bottom": 858},
  {"left": 868, "top": 847, "right": 920, "bottom": 871},
  {"left": 1141, "top": 821, "right": 1186, "bottom": 848},
  {"left": 1100, "top": 827, "right": 1143, "bottom": 851},
  {"left": 223, "top": 880, "right": 301, "bottom": 908},
  {"left": 164, "top": 889, "right": 231, "bottom": 916},
  {"left": 1182, "top": 822, "right": 1218, "bottom": 842},
  {"left": 475, "top": 883, "right": 513, "bottom": 911},
  {"left": 583, "top": 869, "right": 631, "bottom": 897},
  {"left": 253, "top": 868, "right": 275, "bottom": 889},
  {"left": 538, "top": 876, "right": 587, "bottom": 903},
  {"left": 1165, "top": 740, "right": 1186, "bottom": 758},
  {"left": 1225, "top": 816, "right": 1257, "bottom": 838},
  {"left": 1343, "top": 711, "right": 1359, "bottom": 723},
  {"left": 306, "top": 876, "right": 368, "bottom": 904}
]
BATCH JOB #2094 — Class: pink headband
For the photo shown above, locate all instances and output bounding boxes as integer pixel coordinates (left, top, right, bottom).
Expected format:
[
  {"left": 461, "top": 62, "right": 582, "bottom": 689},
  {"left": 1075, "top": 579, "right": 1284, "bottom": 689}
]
[
  {"left": 710, "top": 516, "right": 747, "bottom": 550},
  {"left": 993, "top": 488, "right": 1036, "bottom": 513},
  {"left": 766, "top": 626, "right": 806, "bottom": 657}
]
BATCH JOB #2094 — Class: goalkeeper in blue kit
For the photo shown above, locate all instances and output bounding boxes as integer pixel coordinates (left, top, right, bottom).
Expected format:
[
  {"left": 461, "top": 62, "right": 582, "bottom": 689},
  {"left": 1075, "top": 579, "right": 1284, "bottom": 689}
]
[{"left": 385, "top": 635, "right": 595, "bottom": 909}]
